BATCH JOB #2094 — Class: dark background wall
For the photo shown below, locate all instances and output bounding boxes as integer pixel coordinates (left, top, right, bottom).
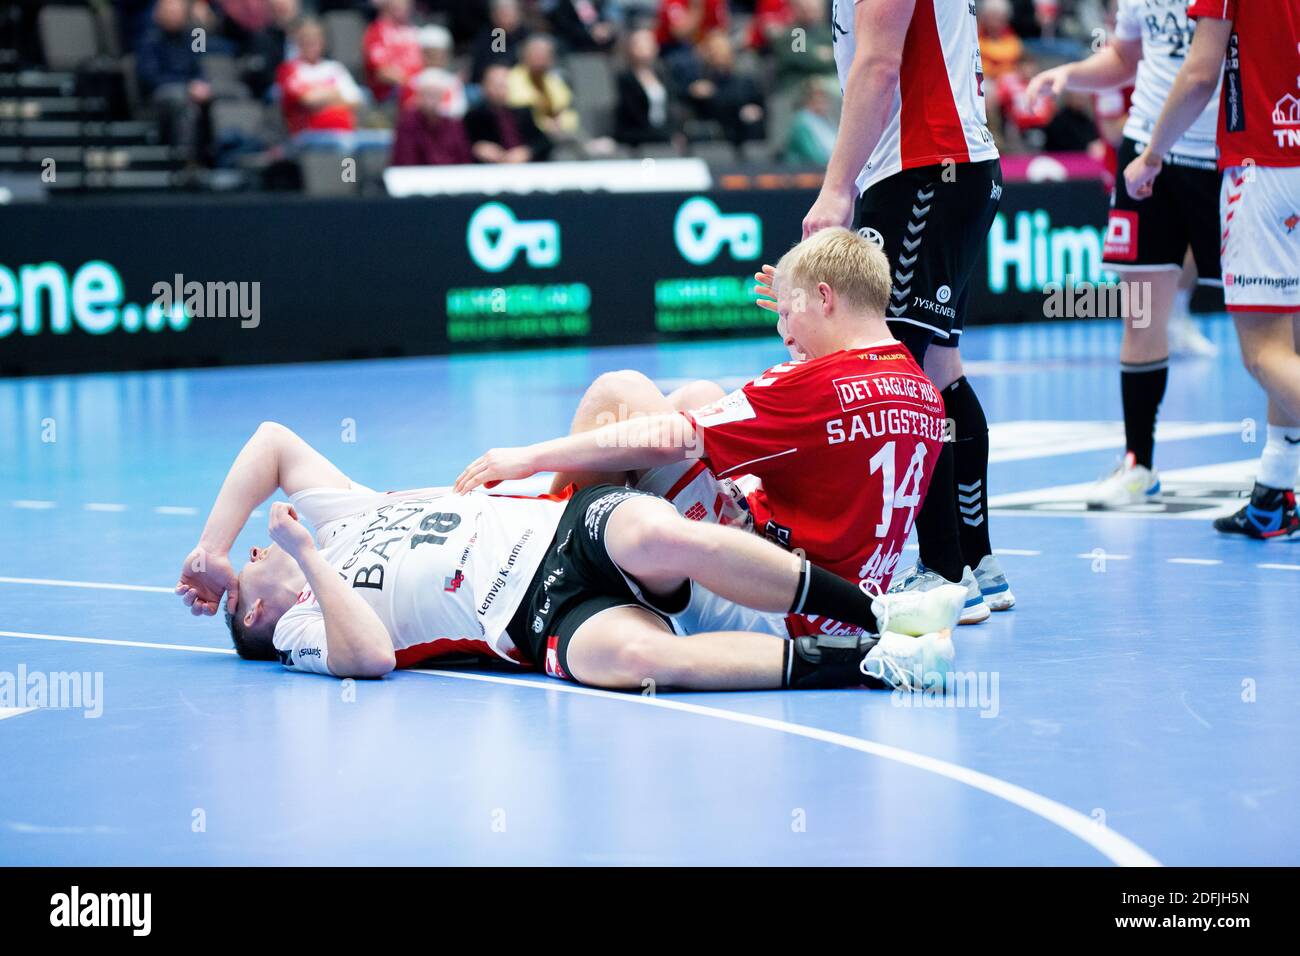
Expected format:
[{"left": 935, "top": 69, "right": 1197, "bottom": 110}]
[{"left": 0, "top": 181, "right": 1118, "bottom": 376}]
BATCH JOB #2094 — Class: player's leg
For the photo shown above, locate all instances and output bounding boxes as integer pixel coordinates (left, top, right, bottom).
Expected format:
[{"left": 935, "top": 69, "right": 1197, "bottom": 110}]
[
  {"left": 561, "top": 602, "right": 953, "bottom": 692},
  {"left": 1214, "top": 312, "right": 1300, "bottom": 538},
  {"left": 1087, "top": 267, "right": 1180, "bottom": 509},
  {"left": 602, "top": 494, "right": 965, "bottom": 636},
  {"left": 1168, "top": 249, "right": 1218, "bottom": 357},
  {"left": 548, "top": 369, "right": 678, "bottom": 494}
]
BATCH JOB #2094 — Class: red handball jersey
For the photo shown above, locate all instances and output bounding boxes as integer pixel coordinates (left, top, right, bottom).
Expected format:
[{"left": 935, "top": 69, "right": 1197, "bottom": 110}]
[
  {"left": 1188, "top": 0, "right": 1300, "bottom": 169},
  {"left": 684, "top": 344, "right": 946, "bottom": 594}
]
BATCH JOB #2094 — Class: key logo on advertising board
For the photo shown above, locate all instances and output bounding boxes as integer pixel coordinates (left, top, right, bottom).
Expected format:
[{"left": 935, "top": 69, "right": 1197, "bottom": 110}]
[{"left": 466, "top": 202, "right": 560, "bottom": 273}]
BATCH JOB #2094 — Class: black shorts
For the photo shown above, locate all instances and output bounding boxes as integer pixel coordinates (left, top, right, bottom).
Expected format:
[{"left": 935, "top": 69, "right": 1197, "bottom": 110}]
[
  {"left": 505, "top": 484, "right": 690, "bottom": 682},
  {"left": 1103, "top": 137, "right": 1221, "bottom": 283},
  {"left": 856, "top": 158, "right": 1003, "bottom": 349}
]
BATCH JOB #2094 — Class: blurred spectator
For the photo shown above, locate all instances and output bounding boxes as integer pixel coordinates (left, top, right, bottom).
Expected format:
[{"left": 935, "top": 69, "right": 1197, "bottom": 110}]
[
  {"left": 363, "top": 0, "right": 424, "bottom": 103},
  {"left": 978, "top": 0, "right": 1023, "bottom": 84},
  {"left": 995, "top": 54, "right": 1054, "bottom": 147},
  {"left": 615, "top": 28, "right": 677, "bottom": 148},
  {"left": 465, "top": 63, "right": 553, "bottom": 162},
  {"left": 656, "top": 0, "right": 729, "bottom": 55},
  {"left": 392, "top": 70, "right": 473, "bottom": 165},
  {"left": 682, "top": 30, "right": 765, "bottom": 146},
  {"left": 114, "top": 0, "right": 159, "bottom": 53},
  {"left": 211, "top": 0, "right": 274, "bottom": 54},
  {"left": 1042, "top": 90, "right": 1099, "bottom": 151},
  {"left": 471, "top": 0, "right": 530, "bottom": 84},
  {"left": 137, "top": 0, "right": 212, "bottom": 161},
  {"left": 547, "top": 0, "right": 618, "bottom": 52},
  {"left": 277, "top": 17, "right": 363, "bottom": 136},
  {"left": 771, "top": 0, "right": 835, "bottom": 94},
  {"left": 507, "top": 35, "right": 580, "bottom": 141},
  {"left": 401, "top": 25, "right": 466, "bottom": 111},
  {"left": 783, "top": 78, "right": 836, "bottom": 165},
  {"left": 748, "top": 0, "right": 792, "bottom": 51},
  {"left": 244, "top": 0, "right": 303, "bottom": 99}
]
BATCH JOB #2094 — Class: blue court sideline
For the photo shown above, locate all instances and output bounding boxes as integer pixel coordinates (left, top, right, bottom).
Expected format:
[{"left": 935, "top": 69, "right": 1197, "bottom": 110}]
[{"left": 1, "top": 317, "right": 1296, "bottom": 865}]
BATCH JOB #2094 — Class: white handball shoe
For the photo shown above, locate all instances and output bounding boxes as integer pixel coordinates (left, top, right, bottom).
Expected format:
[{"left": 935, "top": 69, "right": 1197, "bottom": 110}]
[
  {"left": 1086, "top": 452, "right": 1160, "bottom": 510},
  {"left": 888, "top": 563, "right": 990, "bottom": 625},
  {"left": 1168, "top": 311, "right": 1219, "bottom": 358},
  {"left": 862, "top": 629, "right": 956, "bottom": 691},
  {"left": 972, "top": 553, "right": 1016, "bottom": 612},
  {"left": 868, "top": 582, "right": 965, "bottom": 637}
]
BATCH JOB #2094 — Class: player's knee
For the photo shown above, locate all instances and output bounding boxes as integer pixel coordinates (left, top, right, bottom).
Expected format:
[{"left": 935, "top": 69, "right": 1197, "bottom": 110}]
[
  {"left": 588, "top": 369, "right": 658, "bottom": 407},
  {"left": 609, "top": 634, "right": 675, "bottom": 686}
]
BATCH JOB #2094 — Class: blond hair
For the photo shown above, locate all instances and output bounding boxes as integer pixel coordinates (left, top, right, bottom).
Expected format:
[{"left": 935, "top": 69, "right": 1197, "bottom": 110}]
[{"left": 775, "top": 227, "right": 892, "bottom": 317}]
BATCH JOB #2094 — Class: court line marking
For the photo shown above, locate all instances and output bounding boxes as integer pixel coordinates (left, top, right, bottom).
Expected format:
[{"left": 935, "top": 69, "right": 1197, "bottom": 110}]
[
  {"left": 1258, "top": 563, "right": 1300, "bottom": 571},
  {"left": 0, "top": 630, "right": 235, "bottom": 654},
  {"left": 0, "top": 626, "right": 1161, "bottom": 867},
  {"left": 1169, "top": 558, "right": 1222, "bottom": 566},
  {"left": 409, "top": 668, "right": 1161, "bottom": 868},
  {"left": 0, "top": 577, "right": 175, "bottom": 594},
  {"left": 0, "top": 707, "right": 36, "bottom": 721}
]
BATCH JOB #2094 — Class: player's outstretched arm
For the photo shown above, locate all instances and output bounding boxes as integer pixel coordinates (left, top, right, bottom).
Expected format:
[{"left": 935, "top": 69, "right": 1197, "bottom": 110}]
[
  {"left": 1124, "top": 16, "right": 1232, "bottom": 200},
  {"left": 803, "top": 0, "right": 915, "bottom": 237},
  {"left": 1025, "top": 35, "right": 1142, "bottom": 106},
  {"left": 267, "top": 502, "right": 394, "bottom": 679},
  {"left": 175, "top": 422, "right": 352, "bottom": 617},
  {"left": 455, "top": 415, "right": 699, "bottom": 494}
]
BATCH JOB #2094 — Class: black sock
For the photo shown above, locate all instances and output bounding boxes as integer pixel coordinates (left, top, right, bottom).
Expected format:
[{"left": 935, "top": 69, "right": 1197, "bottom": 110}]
[
  {"left": 782, "top": 632, "right": 885, "bottom": 689},
  {"left": 914, "top": 440, "right": 965, "bottom": 582},
  {"left": 1120, "top": 359, "right": 1168, "bottom": 470},
  {"left": 945, "top": 376, "right": 992, "bottom": 567},
  {"left": 789, "top": 560, "right": 880, "bottom": 634}
]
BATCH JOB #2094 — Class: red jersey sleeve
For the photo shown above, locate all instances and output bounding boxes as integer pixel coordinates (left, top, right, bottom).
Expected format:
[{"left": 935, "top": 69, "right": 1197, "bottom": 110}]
[
  {"left": 1187, "top": 0, "right": 1234, "bottom": 19},
  {"left": 685, "top": 371, "right": 809, "bottom": 479}
]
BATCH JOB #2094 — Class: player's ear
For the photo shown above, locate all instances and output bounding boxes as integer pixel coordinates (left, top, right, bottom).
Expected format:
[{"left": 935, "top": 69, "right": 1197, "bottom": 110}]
[
  {"left": 244, "top": 599, "right": 264, "bottom": 630},
  {"left": 818, "top": 281, "right": 834, "bottom": 316}
]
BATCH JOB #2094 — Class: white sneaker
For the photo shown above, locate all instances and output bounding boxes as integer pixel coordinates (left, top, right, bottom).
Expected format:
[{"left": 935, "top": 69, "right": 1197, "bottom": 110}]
[
  {"left": 972, "top": 553, "right": 1016, "bottom": 611},
  {"left": 868, "top": 582, "right": 965, "bottom": 636},
  {"left": 889, "top": 563, "right": 990, "bottom": 625},
  {"left": 1168, "top": 311, "right": 1219, "bottom": 358},
  {"left": 862, "top": 629, "right": 955, "bottom": 691},
  {"left": 1086, "top": 452, "right": 1160, "bottom": 510}
]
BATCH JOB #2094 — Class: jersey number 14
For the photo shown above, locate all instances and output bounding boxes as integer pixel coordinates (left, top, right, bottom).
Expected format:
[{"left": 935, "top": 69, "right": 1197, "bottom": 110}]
[{"left": 868, "top": 440, "right": 928, "bottom": 538}]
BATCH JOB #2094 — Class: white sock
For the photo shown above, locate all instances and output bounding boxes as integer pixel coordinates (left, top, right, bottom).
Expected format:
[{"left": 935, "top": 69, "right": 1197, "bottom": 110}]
[{"left": 1257, "top": 424, "right": 1300, "bottom": 490}]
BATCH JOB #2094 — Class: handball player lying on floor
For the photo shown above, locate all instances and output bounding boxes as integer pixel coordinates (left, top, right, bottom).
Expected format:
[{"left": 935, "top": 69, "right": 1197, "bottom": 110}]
[{"left": 174, "top": 422, "right": 964, "bottom": 691}]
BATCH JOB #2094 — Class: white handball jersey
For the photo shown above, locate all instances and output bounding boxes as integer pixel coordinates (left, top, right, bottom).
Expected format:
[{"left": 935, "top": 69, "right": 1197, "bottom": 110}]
[
  {"left": 273, "top": 484, "right": 562, "bottom": 675},
  {"left": 831, "top": 0, "right": 998, "bottom": 192},
  {"left": 1115, "top": 0, "right": 1219, "bottom": 163}
]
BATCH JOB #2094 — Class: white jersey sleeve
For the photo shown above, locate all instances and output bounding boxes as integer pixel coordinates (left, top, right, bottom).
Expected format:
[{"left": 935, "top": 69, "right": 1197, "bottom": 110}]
[{"left": 272, "top": 599, "right": 332, "bottom": 675}]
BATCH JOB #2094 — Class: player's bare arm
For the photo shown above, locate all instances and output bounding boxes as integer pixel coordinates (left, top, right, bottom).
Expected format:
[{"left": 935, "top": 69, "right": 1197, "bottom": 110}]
[
  {"left": 454, "top": 414, "right": 700, "bottom": 494},
  {"left": 266, "top": 501, "right": 395, "bottom": 679},
  {"left": 175, "top": 422, "right": 352, "bottom": 617},
  {"left": 1025, "top": 35, "right": 1142, "bottom": 106},
  {"left": 1124, "top": 16, "right": 1232, "bottom": 200},
  {"left": 803, "top": 0, "right": 915, "bottom": 237}
]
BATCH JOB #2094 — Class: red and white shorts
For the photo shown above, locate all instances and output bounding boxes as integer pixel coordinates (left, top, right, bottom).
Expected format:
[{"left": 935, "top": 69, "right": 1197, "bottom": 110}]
[{"left": 1220, "top": 165, "right": 1300, "bottom": 314}]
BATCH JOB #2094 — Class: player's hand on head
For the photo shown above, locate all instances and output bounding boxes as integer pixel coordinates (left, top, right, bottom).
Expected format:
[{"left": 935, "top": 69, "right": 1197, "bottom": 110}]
[
  {"left": 454, "top": 447, "right": 536, "bottom": 494},
  {"left": 267, "top": 501, "right": 315, "bottom": 560},
  {"left": 175, "top": 546, "right": 238, "bottom": 617},
  {"left": 1123, "top": 149, "right": 1161, "bottom": 200},
  {"left": 753, "top": 263, "right": 778, "bottom": 314}
]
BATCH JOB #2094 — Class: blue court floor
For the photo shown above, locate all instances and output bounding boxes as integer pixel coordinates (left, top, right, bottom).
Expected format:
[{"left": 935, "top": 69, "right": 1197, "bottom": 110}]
[{"left": 1, "top": 317, "right": 1296, "bottom": 866}]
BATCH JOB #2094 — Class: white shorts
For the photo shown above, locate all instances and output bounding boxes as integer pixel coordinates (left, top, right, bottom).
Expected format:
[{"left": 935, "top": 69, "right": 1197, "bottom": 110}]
[
  {"left": 1220, "top": 165, "right": 1300, "bottom": 313},
  {"left": 633, "top": 459, "right": 754, "bottom": 531}
]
